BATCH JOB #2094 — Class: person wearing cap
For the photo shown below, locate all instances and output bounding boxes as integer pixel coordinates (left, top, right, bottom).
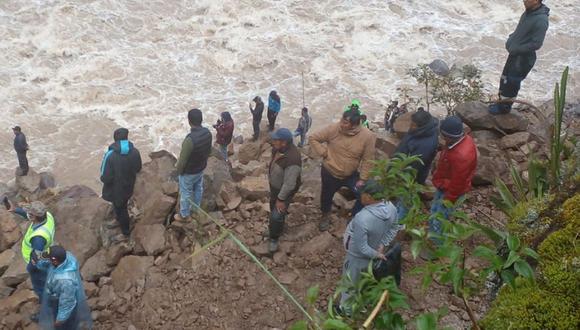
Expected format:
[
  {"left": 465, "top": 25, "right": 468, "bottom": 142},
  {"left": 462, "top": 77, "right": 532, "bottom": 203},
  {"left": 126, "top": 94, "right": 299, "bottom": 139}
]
[
  {"left": 293, "top": 107, "right": 312, "bottom": 147},
  {"left": 340, "top": 180, "right": 399, "bottom": 310},
  {"left": 213, "top": 112, "right": 235, "bottom": 162},
  {"left": 249, "top": 96, "right": 264, "bottom": 141},
  {"left": 12, "top": 126, "right": 29, "bottom": 176},
  {"left": 394, "top": 108, "right": 439, "bottom": 185},
  {"left": 267, "top": 128, "right": 302, "bottom": 253},
  {"left": 36, "top": 246, "right": 92, "bottom": 329},
  {"left": 310, "top": 108, "right": 376, "bottom": 231},
  {"left": 175, "top": 109, "right": 212, "bottom": 222},
  {"left": 430, "top": 116, "right": 477, "bottom": 246},
  {"left": 267, "top": 90, "right": 281, "bottom": 132},
  {"left": 100, "top": 128, "right": 142, "bottom": 241},
  {"left": 7, "top": 200, "right": 55, "bottom": 320}
]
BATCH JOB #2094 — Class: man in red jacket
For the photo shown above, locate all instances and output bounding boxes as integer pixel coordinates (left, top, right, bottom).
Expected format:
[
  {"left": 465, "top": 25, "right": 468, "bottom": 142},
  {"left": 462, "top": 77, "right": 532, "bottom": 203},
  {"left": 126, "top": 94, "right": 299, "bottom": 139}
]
[{"left": 430, "top": 116, "right": 477, "bottom": 246}]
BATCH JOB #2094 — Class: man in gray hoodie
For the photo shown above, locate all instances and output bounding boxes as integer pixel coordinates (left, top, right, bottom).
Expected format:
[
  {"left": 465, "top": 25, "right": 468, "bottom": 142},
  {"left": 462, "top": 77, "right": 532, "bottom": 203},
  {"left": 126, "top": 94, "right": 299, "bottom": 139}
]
[
  {"left": 489, "top": 0, "right": 549, "bottom": 114},
  {"left": 340, "top": 180, "right": 399, "bottom": 309}
]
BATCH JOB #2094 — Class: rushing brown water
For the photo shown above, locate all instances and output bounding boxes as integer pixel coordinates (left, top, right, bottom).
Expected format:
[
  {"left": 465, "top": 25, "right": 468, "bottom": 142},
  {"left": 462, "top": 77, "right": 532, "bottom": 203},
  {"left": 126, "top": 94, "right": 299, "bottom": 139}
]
[{"left": 1, "top": 0, "right": 579, "bottom": 191}]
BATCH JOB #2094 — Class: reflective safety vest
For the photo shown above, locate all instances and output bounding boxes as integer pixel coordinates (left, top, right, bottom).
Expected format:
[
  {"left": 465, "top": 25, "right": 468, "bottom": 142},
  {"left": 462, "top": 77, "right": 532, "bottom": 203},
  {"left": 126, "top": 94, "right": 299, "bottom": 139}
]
[{"left": 21, "top": 212, "right": 55, "bottom": 263}]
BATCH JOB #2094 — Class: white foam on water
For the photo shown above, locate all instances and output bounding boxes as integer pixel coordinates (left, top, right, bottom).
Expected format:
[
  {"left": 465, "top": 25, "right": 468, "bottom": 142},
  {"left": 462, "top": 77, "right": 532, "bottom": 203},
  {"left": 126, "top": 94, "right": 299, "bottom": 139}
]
[{"left": 1, "top": 0, "right": 579, "bottom": 189}]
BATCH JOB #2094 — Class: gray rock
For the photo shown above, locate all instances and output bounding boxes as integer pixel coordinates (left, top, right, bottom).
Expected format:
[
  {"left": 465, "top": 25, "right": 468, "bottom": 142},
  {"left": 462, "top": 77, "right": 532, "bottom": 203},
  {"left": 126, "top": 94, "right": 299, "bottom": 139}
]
[{"left": 455, "top": 102, "right": 529, "bottom": 133}]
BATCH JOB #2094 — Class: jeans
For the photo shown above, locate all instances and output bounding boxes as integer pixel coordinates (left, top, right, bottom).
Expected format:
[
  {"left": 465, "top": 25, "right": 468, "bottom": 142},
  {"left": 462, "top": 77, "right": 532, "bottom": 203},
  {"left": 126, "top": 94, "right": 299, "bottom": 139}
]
[
  {"left": 320, "top": 166, "right": 363, "bottom": 216},
  {"left": 17, "top": 151, "right": 29, "bottom": 175},
  {"left": 252, "top": 119, "right": 261, "bottom": 139},
  {"left": 179, "top": 172, "right": 204, "bottom": 218},
  {"left": 293, "top": 129, "right": 306, "bottom": 147},
  {"left": 267, "top": 110, "right": 278, "bottom": 131},
  {"left": 219, "top": 144, "right": 228, "bottom": 161},
  {"left": 113, "top": 201, "right": 131, "bottom": 236},
  {"left": 27, "top": 262, "right": 47, "bottom": 299},
  {"left": 429, "top": 189, "right": 456, "bottom": 246}
]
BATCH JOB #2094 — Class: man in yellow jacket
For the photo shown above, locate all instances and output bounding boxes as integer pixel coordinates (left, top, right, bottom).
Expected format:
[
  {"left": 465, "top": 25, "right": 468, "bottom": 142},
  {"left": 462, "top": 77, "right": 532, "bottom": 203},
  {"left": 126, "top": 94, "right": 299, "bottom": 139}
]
[{"left": 309, "top": 108, "right": 377, "bottom": 231}]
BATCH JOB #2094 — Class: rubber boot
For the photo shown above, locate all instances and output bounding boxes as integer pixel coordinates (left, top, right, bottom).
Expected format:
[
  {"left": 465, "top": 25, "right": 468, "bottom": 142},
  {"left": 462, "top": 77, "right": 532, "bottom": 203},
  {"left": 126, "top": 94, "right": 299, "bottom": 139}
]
[{"left": 318, "top": 213, "right": 331, "bottom": 232}]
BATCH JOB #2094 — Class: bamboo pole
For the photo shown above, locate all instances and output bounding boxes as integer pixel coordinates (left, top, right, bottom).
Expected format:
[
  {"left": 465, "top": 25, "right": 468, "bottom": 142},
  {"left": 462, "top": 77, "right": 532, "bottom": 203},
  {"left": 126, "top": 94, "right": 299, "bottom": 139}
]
[{"left": 362, "top": 290, "right": 389, "bottom": 329}]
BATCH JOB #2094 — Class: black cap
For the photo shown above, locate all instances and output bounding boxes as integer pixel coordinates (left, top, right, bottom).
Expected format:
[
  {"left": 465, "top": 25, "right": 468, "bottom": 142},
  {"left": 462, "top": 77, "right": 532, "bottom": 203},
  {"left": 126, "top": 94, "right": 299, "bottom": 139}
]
[
  {"left": 361, "top": 179, "right": 384, "bottom": 197},
  {"left": 411, "top": 109, "right": 432, "bottom": 128},
  {"left": 43, "top": 245, "right": 67, "bottom": 263},
  {"left": 12, "top": 126, "right": 21, "bottom": 132}
]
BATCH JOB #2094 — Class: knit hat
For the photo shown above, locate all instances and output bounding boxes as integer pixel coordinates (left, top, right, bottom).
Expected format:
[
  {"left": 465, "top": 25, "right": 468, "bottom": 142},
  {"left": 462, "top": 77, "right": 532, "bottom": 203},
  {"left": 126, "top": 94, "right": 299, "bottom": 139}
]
[
  {"left": 271, "top": 128, "right": 293, "bottom": 142},
  {"left": 440, "top": 116, "right": 464, "bottom": 138},
  {"left": 23, "top": 201, "right": 47, "bottom": 218},
  {"left": 411, "top": 109, "right": 432, "bottom": 128},
  {"left": 361, "top": 179, "right": 384, "bottom": 197}
]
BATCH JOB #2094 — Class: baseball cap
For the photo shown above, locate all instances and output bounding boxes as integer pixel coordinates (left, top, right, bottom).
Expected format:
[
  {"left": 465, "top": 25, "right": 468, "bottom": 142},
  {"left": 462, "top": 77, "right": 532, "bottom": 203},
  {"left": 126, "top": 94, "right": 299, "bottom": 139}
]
[
  {"left": 42, "top": 245, "right": 67, "bottom": 263},
  {"left": 271, "top": 128, "right": 293, "bottom": 142}
]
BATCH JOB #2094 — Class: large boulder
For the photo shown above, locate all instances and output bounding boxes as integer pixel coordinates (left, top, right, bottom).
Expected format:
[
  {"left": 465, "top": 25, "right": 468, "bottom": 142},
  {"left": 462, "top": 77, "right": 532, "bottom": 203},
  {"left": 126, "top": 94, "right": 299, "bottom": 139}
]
[
  {"left": 133, "top": 224, "right": 166, "bottom": 256},
  {"left": 455, "top": 102, "right": 529, "bottom": 133},
  {"left": 49, "top": 185, "right": 109, "bottom": 267},
  {"left": 14, "top": 169, "right": 41, "bottom": 195},
  {"left": 110, "top": 255, "right": 154, "bottom": 293},
  {"left": 473, "top": 155, "right": 509, "bottom": 186},
  {"left": 1, "top": 246, "right": 27, "bottom": 287},
  {"left": 500, "top": 132, "right": 531, "bottom": 150},
  {"left": 133, "top": 151, "right": 178, "bottom": 225},
  {"left": 38, "top": 172, "right": 57, "bottom": 190},
  {"left": 238, "top": 140, "right": 264, "bottom": 164},
  {"left": 0, "top": 249, "right": 16, "bottom": 276},
  {"left": 0, "top": 289, "right": 36, "bottom": 314},
  {"left": 202, "top": 149, "right": 233, "bottom": 212},
  {"left": 238, "top": 176, "right": 270, "bottom": 201},
  {"left": 81, "top": 250, "right": 112, "bottom": 282},
  {"left": 393, "top": 112, "right": 413, "bottom": 136},
  {"left": 297, "top": 232, "right": 336, "bottom": 257},
  {"left": 0, "top": 209, "right": 21, "bottom": 252},
  {"left": 375, "top": 131, "right": 400, "bottom": 156},
  {"left": 216, "top": 180, "right": 242, "bottom": 211}
]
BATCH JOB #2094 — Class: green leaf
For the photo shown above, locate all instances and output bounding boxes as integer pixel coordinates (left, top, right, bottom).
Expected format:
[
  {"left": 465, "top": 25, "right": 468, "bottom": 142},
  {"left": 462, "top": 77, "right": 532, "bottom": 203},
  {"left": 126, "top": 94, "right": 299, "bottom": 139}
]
[
  {"left": 501, "top": 270, "right": 516, "bottom": 289},
  {"left": 503, "top": 250, "right": 520, "bottom": 269},
  {"left": 306, "top": 286, "right": 319, "bottom": 306},
  {"left": 288, "top": 320, "right": 308, "bottom": 330},
  {"left": 514, "top": 259, "right": 535, "bottom": 279},
  {"left": 411, "top": 240, "right": 423, "bottom": 259},
  {"left": 473, "top": 246, "right": 496, "bottom": 259},
  {"left": 322, "top": 319, "right": 352, "bottom": 330},
  {"left": 523, "top": 247, "right": 540, "bottom": 260},
  {"left": 507, "top": 235, "right": 520, "bottom": 251},
  {"left": 415, "top": 312, "right": 438, "bottom": 330}
]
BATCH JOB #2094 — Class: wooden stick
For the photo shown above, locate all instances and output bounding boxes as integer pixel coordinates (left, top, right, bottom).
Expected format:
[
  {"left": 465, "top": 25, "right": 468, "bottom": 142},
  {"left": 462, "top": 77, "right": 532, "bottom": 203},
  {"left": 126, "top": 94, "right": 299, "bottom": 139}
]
[
  {"left": 362, "top": 290, "right": 389, "bottom": 329},
  {"left": 302, "top": 71, "right": 305, "bottom": 108}
]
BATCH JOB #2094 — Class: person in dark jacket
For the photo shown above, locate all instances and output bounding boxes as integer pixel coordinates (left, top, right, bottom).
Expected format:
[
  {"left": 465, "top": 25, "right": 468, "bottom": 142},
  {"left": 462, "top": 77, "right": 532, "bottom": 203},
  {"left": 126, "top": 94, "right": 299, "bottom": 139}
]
[
  {"left": 249, "top": 96, "right": 264, "bottom": 141},
  {"left": 394, "top": 108, "right": 439, "bottom": 185},
  {"left": 268, "top": 128, "right": 302, "bottom": 253},
  {"left": 213, "top": 112, "right": 234, "bottom": 161},
  {"left": 489, "top": 0, "right": 549, "bottom": 114},
  {"left": 293, "top": 107, "right": 312, "bottom": 147},
  {"left": 175, "top": 109, "right": 212, "bottom": 221},
  {"left": 13, "top": 126, "right": 29, "bottom": 176},
  {"left": 267, "top": 90, "right": 281, "bottom": 131},
  {"left": 100, "top": 128, "right": 142, "bottom": 239}
]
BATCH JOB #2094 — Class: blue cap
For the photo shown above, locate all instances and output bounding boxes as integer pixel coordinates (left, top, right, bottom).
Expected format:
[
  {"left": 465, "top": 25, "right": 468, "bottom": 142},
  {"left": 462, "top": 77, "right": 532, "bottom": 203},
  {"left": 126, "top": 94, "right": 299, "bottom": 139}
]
[
  {"left": 271, "top": 128, "right": 293, "bottom": 142},
  {"left": 440, "top": 116, "right": 464, "bottom": 138}
]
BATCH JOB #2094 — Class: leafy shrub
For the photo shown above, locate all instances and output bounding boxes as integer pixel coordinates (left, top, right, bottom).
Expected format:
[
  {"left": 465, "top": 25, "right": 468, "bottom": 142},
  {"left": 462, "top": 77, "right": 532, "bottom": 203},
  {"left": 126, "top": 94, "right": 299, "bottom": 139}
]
[
  {"left": 505, "top": 198, "right": 551, "bottom": 243},
  {"left": 538, "top": 226, "right": 579, "bottom": 265},
  {"left": 561, "top": 193, "right": 580, "bottom": 228},
  {"left": 540, "top": 261, "right": 580, "bottom": 301},
  {"left": 480, "top": 281, "right": 579, "bottom": 330}
]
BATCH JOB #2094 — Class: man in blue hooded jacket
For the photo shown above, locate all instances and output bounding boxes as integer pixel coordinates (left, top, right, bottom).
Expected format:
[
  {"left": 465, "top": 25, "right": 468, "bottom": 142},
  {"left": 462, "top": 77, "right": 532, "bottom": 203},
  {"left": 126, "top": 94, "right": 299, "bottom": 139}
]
[
  {"left": 489, "top": 0, "right": 549, "bottom": 114},
  {"left": 100, "top": 128, "right": 142, "bottom": 240},
  {"left": 37, "top": 246, "right": 92, "bottom": 330}
]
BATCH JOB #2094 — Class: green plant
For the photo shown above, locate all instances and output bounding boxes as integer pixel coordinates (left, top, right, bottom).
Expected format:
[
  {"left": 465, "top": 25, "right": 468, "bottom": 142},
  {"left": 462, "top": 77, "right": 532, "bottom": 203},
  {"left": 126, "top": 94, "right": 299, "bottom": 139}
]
[{"left": 549, "top": 66, "right": 569, "bottom": 188}]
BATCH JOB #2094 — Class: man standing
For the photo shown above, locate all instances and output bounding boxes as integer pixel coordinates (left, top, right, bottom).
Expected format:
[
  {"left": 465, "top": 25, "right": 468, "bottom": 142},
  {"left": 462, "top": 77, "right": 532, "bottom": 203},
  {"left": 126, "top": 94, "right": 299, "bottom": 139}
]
[
  {"left": 13, "top": 126, "right": 29, "bottom": 176},
  {"left": 267, "top": 90, "right": 281, "bottom": 131},
  {"left": 175, "top": 109, "right": 212, "bottom": 221},
  {"left": 249, "top": 96, "right": 264, "bottom": 141},
  {"left": 100, "top": 128, "right": 142, "bottom": 241},
  {"left": 213, "top": 112, "right": 234, "bottom": 162},
  {"left": 489, "top": 0, "right": 549, "bottom": 114},
  {"left": 7, "top": 201, "right": 55, "bottom": 321},
  {"left": 310, "top": 108, "right": 376, "bottom": 231},
  {"left": 37, "top": 246, "right": 92, "bottom": 330},
  {"left": 268, "top": 128, "right": 302, "bottom": 253},
  {"left": 293, "top": 107, "right": 312, "bottom": 147},
  {"left": 340, "top": 180, "right": 399, "bottom": 310},
  {"left": 430, "top": 116, "right": 477, "bottom": 246}
]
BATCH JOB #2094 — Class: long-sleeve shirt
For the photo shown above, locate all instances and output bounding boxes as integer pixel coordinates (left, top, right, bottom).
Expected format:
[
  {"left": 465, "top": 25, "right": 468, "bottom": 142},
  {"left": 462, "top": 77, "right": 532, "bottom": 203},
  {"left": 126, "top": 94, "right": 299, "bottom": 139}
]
[
  {"left": 14, "top": 207, "right": 47, "bottom": 264},
  {"left": 505, "top": 4, "right": 549, "bottom": 55},
  {"left": 13, "top": 132, "right": 28, "bottom": 153}
]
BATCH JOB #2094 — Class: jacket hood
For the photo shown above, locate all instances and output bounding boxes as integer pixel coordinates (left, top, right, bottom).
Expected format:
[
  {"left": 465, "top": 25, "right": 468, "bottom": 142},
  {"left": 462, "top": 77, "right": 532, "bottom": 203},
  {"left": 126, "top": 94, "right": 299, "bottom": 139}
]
[
  {"left": 55, "top": 252, "right": 79, "bottom": 273},
  {"left": 109, "top": 140, "right": 134, "bottom": 155},
  {"left": 363, "top": 201, "right": 395, "bottom": 221},
  {"left": 339, "top": 123, "right": 362, "bottom": 136},
  {"left": 410, "top": 117, "right": 439, "bottom": 139},
  {"left": 528, "top": 4, "right": 549, "bottom": 16}
]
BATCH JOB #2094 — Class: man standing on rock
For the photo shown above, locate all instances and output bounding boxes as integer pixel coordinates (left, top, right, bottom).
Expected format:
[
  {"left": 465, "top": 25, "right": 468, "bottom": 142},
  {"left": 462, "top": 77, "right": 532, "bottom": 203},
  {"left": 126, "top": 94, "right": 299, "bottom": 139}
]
[
  {"left": 489, "top": 0, "right": 549, "bottom": 114},
  {"left": 429, "top": 116, "right": 477, "bottom": 248},
  {"left": 37, "top": 246, "right": 92, "bottom": 329},
  {"left": 267, "top": 90, "right": 281, "bottom": 132},
  {"left": 267, "top": 128, "right": 302, "bottom": 253},
  {"left": 213, "top": 111, "right": 234, "bottom": 162},
  {"left": 175, "top": 108, "right": 212, "bottom": 221},
  {"left": 293, "top": 107, "right": 312, "bottom": 147},
  {"left": 13, "top": 126, "right": 29, "bottom": 176},
  {"left": 100, "top": 128, "right": 142, "bottom": 241},
  {"left": 8, "top": 201, "right": 55, "bottom": 322},
  {"left": 340, "top": 180, "right": 399, "bottom": 311},
  {"left": 249, "top": 96, "right": 264, "bottom": 141},
  {"left": 310, "top": 108, "right": 376, "bottom": 231}
]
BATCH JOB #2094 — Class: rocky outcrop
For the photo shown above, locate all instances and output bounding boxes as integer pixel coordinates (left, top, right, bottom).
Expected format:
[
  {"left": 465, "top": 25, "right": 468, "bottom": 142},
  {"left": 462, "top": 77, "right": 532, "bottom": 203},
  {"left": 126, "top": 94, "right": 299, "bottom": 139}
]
[
  {"left": 111, "top": 256, "right": 154, "bottom": 293},
  {"left": 455, "top": 102, "right": 529, "bottom": 133},
  {"left": 0, "top": 210, "right": 21, "bottom": 252}
]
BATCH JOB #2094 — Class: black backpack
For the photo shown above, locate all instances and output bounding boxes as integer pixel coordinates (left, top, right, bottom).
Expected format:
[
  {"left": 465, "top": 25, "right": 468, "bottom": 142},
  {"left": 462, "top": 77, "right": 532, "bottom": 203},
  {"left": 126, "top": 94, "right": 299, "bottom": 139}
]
[{"left": 372, "top": 242, "right": 402, "bottom": 285}]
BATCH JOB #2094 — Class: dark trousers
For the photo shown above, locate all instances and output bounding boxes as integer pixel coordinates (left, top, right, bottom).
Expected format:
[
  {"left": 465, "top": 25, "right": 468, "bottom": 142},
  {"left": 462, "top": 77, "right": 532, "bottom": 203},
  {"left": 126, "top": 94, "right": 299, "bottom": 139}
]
[
  {"left": 320, "top": 166, "right": 363, "bottom": 216},
  {"left": 17, "top": 151, "right": 29, "bottom": 175},
  {"left": 113, "top": 201, "right": 131, "bottom": 236},
  {"left": 267, "top": 110, "right": 278, "bottom": 131},
  {"left": 269, "top": 187, "right": 294, "bottom": 239},
  {"left": 252, "top": 119, "right": 261, "bottom": 139},
  {"left": 499, "top": 52, "right": 536, "bottom": 103},
  {"left": 49, "top": 301, "right": 79, "bottom": 330},
  {"left": 27, "top": 262, "right": 47, "bottom": 299}
]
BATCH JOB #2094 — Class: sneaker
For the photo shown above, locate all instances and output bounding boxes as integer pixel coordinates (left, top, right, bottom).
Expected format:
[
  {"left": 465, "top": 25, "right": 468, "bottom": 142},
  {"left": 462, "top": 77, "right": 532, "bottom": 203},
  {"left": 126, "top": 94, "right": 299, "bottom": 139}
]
[
  {"left": 318, "top": 214, "right": 331, "bottom": 232},
  {"left": 173, "top": 213, "right": 190, "bottom": 222},
  {"left": 488, "top": 103, "right": 511, "bottom": 115},
  {"left": 268, "top": 239, "right": 279, "bottom": 253}
]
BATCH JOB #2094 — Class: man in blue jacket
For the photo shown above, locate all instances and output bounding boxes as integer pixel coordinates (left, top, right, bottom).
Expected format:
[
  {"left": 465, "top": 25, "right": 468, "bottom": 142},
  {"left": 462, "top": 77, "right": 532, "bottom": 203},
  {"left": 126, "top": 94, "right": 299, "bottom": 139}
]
[
  {"left": 267, "top": 90, "right": 281, "bottom": 132},
  {"left": 489, "top": 0, "right": 549, "bottom": 114},
  {"left": 100, "top": 128, "right": 142, "bottom": 241},
  {"left": 13, "top": 126, "right": 29, "bottom": 176},
  {"left": 37, "top": 246, "right": 92, "bottom": 330}
]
